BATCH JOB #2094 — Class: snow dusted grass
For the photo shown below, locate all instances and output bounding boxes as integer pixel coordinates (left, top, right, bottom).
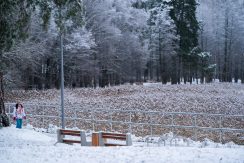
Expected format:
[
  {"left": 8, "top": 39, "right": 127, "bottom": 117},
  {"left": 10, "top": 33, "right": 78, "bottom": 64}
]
[
  {"left": 5, "top": 83, "right": 244, "bottom": 144},
  {"left": 1, "top": 125, "right": 244, "bottom": 163}
]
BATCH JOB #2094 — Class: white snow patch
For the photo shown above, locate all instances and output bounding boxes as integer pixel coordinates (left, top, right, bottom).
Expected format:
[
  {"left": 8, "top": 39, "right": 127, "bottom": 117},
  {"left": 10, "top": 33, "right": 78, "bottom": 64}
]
[{"left": 0, "top": 125, "right": 244, "bottom": 163}]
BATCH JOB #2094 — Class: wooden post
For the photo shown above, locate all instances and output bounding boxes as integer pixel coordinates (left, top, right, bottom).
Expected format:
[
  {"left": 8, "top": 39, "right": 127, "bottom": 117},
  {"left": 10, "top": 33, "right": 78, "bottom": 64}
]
[{"left": 92, "top": 132, "right": 99, "bottom": 146}]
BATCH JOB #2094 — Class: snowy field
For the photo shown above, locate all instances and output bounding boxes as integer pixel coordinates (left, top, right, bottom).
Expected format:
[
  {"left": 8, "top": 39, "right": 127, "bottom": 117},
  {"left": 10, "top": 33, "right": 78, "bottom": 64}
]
[
  {"left": 6, "top": 83, "right": 244, "bottom": 114},
  {"left": 1, "top": 125, "right": 244, "bottom": 163}
]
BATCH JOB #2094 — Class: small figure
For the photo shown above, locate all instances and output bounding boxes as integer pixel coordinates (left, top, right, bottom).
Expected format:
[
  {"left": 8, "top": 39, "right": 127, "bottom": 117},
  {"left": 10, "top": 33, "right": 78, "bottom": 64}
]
[{"left": 13, "top": 103, "right": 26, "bottom": 129}]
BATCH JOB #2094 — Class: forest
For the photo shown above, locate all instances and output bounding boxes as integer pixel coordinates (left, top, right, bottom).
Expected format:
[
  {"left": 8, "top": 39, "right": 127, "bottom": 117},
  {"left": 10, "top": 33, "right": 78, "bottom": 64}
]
[{"left": 0, "top": 0, "right": 244, "bottom": 92}]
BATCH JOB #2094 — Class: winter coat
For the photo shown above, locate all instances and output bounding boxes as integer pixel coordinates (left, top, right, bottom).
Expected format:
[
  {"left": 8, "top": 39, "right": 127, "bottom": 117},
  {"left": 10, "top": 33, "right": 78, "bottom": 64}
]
[{"left": 13, "top": 107, "right": 26, "bottom": 119}]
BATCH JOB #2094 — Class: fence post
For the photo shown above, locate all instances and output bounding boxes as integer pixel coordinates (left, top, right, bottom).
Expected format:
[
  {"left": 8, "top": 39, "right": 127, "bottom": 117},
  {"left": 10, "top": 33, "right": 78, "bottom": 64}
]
[
  {"left": 42, "top": 105, "right": 44, "bottom": 128},
  {"left": 195, "top": 115, "right": 198, "bottom": 141},
  {"left": 91, "top": 109, "right": 95, "bottom": 131},
  {"left": 8, "top": 104, "right": 11, "bottom": 120},
  {"left": 33, "top": 105, "right": 36, "bottom": 128},
  {"left": 74, "top": 109, "right": 77, "bottom": 128},
  {"left": 129, "top": 112, "right": 132, "bottom": 134},
  {"left": 8, "top": 104, "right": 11, "bottom": 115},
  {"left": 150, "top": 113, "right": 153, "bottom": 136},
  {"left": 171, "top": 114, "right": 174, "bottom": 135},
  {"left": 219, "top": 116, "right": 222, "bottom": 143},
  {"left": 110, "top": 112, "right": 112, "bottom": 131}
]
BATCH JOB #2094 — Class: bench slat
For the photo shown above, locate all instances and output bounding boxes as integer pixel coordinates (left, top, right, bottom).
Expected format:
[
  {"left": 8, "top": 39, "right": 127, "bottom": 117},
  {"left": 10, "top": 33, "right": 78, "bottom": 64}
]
[
  {"left": 102, "top": 135, "right": 126, "bottom": 140},
  {"left": 61, "top": 132, "right": 81, "bottom": 136},
  {"left": 60, "top": 129, "right": 81, "bottom": 136},
  {"left": 60, "top": 129, "right": 80, "bottom": 133},
  {"left": 102, "top": 133, "right": 126, "bottom": 137},
  {"left": 63, "top": 139, "right": 81, "bottom": 144},
  {"left": 104, "top": 143, "right": 126, "bottom": 146}
]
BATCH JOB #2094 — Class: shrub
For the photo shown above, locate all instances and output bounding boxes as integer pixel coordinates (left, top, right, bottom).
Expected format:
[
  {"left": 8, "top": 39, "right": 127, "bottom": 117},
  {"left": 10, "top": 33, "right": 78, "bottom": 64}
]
[{"left": 0, "top": 114, "right": 10, "bottom": 127}]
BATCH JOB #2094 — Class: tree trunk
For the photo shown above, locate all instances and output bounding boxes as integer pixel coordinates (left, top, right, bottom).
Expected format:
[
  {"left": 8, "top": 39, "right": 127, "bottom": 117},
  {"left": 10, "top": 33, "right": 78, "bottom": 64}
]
[
  {"left": 223, "top": 8, "right": 229, "bottom": 82},
  {"left": 149, "top": 53, "right": 154, "bottom": 80},
  {"left": 171, "top": 55, "right": 178, "bottom": 84},
  {"left": 0, "top": 72, "right": 5, "bottom": 114},
  {"left": 160, "top": 50, "right": 167, "bottom": 84},
  {"left": 242, "top": 53, "right": 244, "bottom": 83}
]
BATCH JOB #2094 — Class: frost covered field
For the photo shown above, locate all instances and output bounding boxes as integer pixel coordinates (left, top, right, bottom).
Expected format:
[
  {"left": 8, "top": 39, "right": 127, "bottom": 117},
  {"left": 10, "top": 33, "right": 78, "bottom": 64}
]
[
  {"left": 6, "top": 83, "right": 244, "bottom": 114},
  {"left": 1, "top": 125, "right": 244, "bottom": 163}
]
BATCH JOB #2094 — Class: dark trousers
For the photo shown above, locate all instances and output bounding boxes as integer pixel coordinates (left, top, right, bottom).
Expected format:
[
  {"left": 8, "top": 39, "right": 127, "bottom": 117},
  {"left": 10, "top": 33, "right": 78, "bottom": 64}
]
[{"left": 16, "top": 119, "right": 23, "bottom": 128}]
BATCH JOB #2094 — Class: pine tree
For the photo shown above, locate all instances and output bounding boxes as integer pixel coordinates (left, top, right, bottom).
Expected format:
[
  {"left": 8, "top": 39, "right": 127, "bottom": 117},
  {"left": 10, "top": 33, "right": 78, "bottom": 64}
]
[
  {"left": 168, "top": 0, "right": 199, "bottom": 83},
  {"left": 0, "top": 0, "right": 34, "bottom": 125}
]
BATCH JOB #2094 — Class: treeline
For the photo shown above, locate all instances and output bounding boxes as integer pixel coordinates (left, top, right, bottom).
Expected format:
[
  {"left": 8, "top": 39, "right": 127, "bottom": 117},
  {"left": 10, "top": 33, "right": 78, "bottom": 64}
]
[{"left": 1, "top": 0, "right": 244, "bottom": 92}]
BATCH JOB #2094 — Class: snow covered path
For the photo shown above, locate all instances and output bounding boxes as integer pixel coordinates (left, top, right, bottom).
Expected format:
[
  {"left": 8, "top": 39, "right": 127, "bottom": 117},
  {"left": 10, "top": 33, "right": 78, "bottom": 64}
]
[{"left": 1, "top": 126, "right": 244, "bottom": 163}]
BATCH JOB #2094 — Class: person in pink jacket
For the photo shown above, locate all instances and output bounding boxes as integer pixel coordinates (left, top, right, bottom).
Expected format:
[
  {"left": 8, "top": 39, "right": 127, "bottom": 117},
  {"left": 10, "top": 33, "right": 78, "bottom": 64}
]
[{"left": 13, "top": 103, "right": 26, "bottom": 129}]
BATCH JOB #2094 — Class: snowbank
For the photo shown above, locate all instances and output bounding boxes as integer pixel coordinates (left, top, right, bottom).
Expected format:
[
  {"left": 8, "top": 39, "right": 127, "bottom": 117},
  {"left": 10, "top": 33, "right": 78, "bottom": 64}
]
[{"left": 1, "top": 125, "right": 244, "bottom": 163}]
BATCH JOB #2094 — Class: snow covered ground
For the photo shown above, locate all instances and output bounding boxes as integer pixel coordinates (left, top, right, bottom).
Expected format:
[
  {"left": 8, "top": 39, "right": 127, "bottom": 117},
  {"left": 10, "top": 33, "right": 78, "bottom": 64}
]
[{"left": 1, "top": 125, "right": 244, "bottom": 163}]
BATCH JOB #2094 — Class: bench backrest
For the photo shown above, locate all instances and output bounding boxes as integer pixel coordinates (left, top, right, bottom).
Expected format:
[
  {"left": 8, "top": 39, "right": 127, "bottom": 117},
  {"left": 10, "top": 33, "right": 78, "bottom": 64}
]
[
  {"left": 101, "top": 132, "right": 127, "bottom": 140},
  {"left": 60, "top": 129, "right": 81, "bottom": 136},
  {"left": 57, "top": 129, "right": 90, "bottom": 146},
  {"left": 94, "top": 132, "right": 132, "bottom": 146}
]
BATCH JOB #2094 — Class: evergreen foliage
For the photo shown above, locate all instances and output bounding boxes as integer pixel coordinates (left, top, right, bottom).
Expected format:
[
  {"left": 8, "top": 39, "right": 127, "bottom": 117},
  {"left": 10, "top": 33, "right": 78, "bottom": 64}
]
[
  {"left": 0, "top": 0, "right": 33, "bottom": 53},
  {"left": 167, "top": 0, "right": 200, "bottom": 83},
  {"left": 0, "top": 0, "right": 36, "bottom": 121}
]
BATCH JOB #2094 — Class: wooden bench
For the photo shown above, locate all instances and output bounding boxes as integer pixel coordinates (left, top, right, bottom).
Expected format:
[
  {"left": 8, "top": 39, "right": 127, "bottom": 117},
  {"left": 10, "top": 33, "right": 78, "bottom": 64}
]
[
  {"left": 92, "top": 132, "right": 132, "bottom": 146},
  {"left": 57, "top": 129, "right": 91, "bottom": 146}
]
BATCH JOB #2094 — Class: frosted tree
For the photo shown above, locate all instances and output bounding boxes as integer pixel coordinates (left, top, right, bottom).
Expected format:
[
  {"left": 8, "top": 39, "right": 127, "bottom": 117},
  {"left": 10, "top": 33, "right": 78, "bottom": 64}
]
[
  {"left": 132, "top": 0, "right": 179, "bottom": 83},
  {"left": 64, "top": 27, "right": 97, "bottom": 88},
  {"left": 197, "top": 0, "right": 244, "bottom": 82},
  {"left": 147, "top": 2, "right": 178, "bottom": 83},
  {"left": 84, "top": 0, "right": 148, "bottom": 86}
]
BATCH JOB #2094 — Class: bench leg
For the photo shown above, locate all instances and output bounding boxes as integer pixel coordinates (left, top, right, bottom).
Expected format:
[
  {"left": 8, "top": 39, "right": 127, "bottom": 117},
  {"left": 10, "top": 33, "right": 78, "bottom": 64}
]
[
  {"left": 126, "top": 133, "right": 132, "bottom": 146},
  {"left": 92, "top": 132, "right": 99, "bottom": 146},
  {"left": 98, "top": 132, "right": 105, "bottom": 146},
  {"left": 57, "top": 129, "right": 64, "bottom": 143},
  {"left": 80, "top": 130, "right": 88, "bottom": 146}
]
